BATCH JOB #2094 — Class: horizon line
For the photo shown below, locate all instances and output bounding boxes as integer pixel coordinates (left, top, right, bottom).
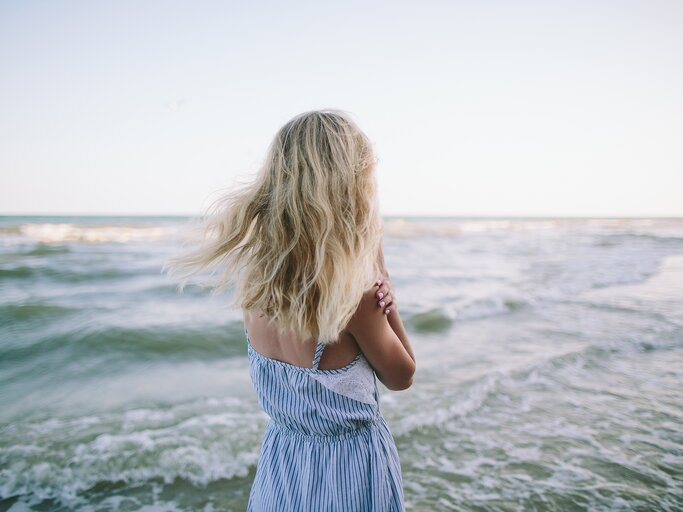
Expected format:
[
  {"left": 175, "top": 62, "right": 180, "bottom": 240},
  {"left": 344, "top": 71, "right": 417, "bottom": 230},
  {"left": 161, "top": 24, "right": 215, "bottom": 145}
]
[{"left": 2, "top": 212, "right": 683, "bottom": 220}]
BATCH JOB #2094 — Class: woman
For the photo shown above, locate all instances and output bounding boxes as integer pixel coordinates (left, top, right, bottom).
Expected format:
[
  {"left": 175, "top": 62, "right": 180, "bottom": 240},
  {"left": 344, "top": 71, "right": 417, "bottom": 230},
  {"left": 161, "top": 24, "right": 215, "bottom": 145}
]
[{"left": 164, "top": 110, "right": 415, "bottom": 511}]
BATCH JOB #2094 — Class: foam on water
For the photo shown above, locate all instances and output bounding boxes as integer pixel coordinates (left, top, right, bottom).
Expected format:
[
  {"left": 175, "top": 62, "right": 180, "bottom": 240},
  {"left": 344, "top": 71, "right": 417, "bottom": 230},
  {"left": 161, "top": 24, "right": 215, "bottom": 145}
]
[
  {"left": 0, "top": 397, "right": 265, "bottom": 509},
  {"left": 17, "top": 222, "right": 178, "bottom": 244},
  {"left": 387, "top": 255, "right": 683, "bottom": 511}
]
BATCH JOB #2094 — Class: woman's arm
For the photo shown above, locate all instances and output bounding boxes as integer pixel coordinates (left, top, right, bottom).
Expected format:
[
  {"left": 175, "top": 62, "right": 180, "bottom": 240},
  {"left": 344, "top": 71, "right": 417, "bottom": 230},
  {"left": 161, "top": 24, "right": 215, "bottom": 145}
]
[
  {"left": 374, "top": 243, "right": 415, "bottom": 363},
  {"left": 345, "top": 245, "right": 416, "bottom": 391},
  {"left": 383, "top": 296, "right": 415, "bottom": 364}
]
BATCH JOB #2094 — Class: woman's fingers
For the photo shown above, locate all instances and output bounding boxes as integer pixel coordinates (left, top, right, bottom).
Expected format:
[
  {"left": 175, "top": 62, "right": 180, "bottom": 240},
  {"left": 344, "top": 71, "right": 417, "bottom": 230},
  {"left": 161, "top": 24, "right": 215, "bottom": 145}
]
[
  {"left": 375, "top": 281, "right": 394, "bottom": 314},
  {"left": 379, "top": 293, "right": 393, "bottom": 314},
  {"left": 375, "top": 283, "right": 388, "bottom": 300}
]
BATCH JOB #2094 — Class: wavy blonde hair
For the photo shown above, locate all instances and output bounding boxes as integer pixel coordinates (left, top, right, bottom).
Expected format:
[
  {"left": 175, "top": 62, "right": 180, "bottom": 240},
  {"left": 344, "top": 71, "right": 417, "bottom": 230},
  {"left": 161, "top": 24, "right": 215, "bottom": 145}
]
[{"left": 163, "top": 110, "right": 383, "bottom": 343}]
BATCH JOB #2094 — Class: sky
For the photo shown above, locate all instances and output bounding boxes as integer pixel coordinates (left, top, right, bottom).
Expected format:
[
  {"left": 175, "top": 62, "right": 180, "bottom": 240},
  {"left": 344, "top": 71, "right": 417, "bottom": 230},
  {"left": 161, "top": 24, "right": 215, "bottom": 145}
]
[{"left": 1, "top": 0, "right": 682, "bottom": 217}]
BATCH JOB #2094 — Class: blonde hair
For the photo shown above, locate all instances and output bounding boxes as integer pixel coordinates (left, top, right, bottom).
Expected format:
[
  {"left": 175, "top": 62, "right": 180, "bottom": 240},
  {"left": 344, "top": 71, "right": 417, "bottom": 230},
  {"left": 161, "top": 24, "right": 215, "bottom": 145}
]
[{"left": 163, "top": 110, "right": 383, "bottom": 343}]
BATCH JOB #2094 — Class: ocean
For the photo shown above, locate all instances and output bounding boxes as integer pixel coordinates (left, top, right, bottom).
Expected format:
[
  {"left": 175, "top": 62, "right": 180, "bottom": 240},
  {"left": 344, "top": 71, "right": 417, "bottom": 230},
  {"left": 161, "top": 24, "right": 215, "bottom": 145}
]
[{"left": 0, "top": 215, "right": 681, "bottom": 511}]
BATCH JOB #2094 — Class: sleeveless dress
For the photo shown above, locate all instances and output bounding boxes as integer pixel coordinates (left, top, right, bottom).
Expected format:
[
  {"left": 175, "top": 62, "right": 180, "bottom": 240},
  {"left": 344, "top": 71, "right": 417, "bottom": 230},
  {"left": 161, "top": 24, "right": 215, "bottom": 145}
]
[{"left": 245, "top": 327, "right": 405, "bottom": 511}]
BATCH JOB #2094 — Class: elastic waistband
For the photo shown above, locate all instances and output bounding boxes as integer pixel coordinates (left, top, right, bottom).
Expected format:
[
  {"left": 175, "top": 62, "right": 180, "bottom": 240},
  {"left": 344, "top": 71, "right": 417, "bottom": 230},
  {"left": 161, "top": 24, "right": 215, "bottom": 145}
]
[{"left": 267, "top": 416, "right": 383, "bottom": 444}]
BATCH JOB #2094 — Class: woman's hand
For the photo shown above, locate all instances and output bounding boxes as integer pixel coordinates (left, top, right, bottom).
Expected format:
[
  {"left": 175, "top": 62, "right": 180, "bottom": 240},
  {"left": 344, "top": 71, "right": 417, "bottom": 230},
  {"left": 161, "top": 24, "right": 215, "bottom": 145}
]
[
  {"left": 374, "top": 278, "right": 395, "bottom": 315},
  {"left": 375, "top": 242, "right": 394, "bottom": 315}
]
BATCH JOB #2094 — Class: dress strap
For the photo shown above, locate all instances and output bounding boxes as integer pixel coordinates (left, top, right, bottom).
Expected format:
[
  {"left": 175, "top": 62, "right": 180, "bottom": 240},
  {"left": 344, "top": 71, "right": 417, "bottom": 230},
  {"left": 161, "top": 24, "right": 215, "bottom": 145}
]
[{"left": 312, "top": 341, "right": 325, "bottom": 370}]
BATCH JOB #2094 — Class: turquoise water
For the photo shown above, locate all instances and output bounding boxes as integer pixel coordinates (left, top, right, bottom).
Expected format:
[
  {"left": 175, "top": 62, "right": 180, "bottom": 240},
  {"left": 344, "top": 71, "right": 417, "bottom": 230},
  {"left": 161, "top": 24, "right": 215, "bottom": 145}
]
[{"left": 1, "top": 216, "right": 682, "bottom": 511}]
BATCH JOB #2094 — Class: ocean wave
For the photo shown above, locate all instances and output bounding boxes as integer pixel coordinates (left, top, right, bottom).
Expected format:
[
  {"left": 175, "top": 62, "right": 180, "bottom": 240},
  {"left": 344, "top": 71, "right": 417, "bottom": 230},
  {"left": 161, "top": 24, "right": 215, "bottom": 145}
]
[
  {"left": 406, "top": 292, "right": 532, "bottom": 333},
  {"left": 394, "top": 328, "right": 683, "bottom": 511},
  {"left": 0, "top": 302, "right": 78, "bottom": 322},
  {"left": 598, "top": 232, "right": 683, "bottom": 244},
  {"left": 10, "top": 223, "right": 179, "bottom": 244},
  {"left": 383, "top": 218, "right": 563, "bottom": 238},
  {"left": 409, "top": 309, "right": 453, "bottom": 333},
  {"left": 0, "top": 263, "right": 148, "bottom": 282},
  {"left": 0, "top": 265, "right": 35, "bottom": 279},
  {"left": 382, "top": 217, "right": 683, "bottom": 239},
  {"left": 394, "top": 320, "right": 682, "bottom": 439},
  {"left": 12, "top": 243, "right": 72, "bottom": 256},
  {"left": 568, "top": 300, "right": 680, "bottom": 327},
  {"left": 453, "top": 294, "right": 529, "bottom": 320},
  {"left": 0, "top": 398, "right": 265, "bottom": 509},
  {"left": 0, "top": 321, "right": 249, "bottom": 366},
  {"left": 392, "top": 373, "right": 502, "bottom": 436},
  {"left": 2, "top": 295, "right": 535, "bottom": 366},
  {"left": 3, "top": 217, "right": 682, "bottom": 245}
]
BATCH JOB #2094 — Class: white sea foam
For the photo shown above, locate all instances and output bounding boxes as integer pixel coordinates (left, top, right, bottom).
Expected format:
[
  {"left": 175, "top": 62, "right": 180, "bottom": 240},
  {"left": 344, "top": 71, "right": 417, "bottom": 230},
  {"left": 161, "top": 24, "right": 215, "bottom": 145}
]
[
  {"left": 0, "top": 403, "right": 265, "bottom": 508},
  {"left": 17, "top": 223, "right": 178, "bottom": 243},
  {"left": 381, "top": 217, "right": 683, "bottom": 240},
  {"left": 392, "top": 373, "right": 501, "bottom": 436},
  {"left": 580, "top": 254, "right": 683, "bottom": 326},
  {"left": 383, "top": 218, "right": 563, "bottom": 238}
]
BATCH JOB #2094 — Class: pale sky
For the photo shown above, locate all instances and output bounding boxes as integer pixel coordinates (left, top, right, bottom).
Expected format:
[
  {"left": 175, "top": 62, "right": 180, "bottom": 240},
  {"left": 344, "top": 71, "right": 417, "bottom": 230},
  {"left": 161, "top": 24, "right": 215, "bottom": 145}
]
[{"left": 1, "top": 0, "right": 682, "bottom": 217}]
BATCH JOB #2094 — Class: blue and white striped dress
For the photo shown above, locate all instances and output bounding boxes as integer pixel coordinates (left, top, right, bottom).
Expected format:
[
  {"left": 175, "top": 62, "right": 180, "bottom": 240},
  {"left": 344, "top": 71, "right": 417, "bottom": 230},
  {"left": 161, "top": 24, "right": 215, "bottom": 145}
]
[{"left": 245, "top": 327, "right": 404, "bottom": 511}]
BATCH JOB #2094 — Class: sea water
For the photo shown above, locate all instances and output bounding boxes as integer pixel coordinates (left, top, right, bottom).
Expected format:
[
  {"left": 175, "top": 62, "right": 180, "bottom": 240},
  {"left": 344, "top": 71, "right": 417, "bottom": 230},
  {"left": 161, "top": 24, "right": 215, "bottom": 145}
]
[{"left": 0, "top": 215, "right": 681, "bottom": 511}]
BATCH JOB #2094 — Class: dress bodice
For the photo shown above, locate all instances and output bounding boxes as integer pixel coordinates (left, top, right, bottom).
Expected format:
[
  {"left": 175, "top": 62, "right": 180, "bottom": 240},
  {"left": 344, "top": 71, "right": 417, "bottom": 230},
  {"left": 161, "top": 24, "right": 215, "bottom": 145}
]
[{"left": 245, "top": 330, "right": 380, "bottom": 437}]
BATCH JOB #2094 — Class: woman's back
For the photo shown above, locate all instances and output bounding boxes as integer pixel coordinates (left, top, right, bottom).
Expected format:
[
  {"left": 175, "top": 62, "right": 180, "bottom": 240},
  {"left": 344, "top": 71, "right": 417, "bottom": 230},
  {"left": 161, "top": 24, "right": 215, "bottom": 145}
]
[{"left": 244, "top": 310, "right": 360, "bottom": 370}]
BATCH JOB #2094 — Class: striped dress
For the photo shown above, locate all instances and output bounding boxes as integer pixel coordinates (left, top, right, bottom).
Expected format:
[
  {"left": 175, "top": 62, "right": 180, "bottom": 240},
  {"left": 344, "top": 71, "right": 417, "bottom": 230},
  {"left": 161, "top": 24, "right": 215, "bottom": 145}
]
[{"left": 245, "top": 327, "right": 404, "bottom": 511}]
